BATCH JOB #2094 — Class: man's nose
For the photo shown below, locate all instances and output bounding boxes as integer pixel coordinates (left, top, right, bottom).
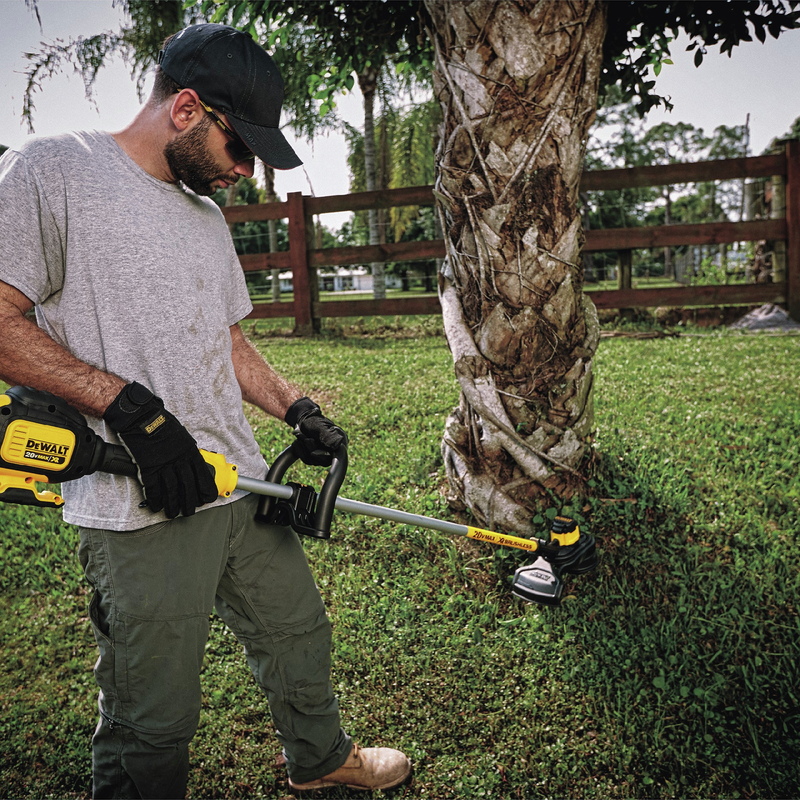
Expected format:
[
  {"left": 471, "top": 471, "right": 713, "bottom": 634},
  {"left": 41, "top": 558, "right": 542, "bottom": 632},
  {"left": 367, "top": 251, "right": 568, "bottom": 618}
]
[{"left": 234, "top": 159, "right": 255, "bottom": 179}]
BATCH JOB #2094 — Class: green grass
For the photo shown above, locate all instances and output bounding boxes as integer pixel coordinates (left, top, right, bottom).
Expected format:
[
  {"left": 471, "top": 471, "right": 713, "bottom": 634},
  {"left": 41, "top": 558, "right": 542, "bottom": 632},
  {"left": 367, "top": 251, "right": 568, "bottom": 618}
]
[{"left": 1, "top": 328, "right": 799, "bottom": 798}]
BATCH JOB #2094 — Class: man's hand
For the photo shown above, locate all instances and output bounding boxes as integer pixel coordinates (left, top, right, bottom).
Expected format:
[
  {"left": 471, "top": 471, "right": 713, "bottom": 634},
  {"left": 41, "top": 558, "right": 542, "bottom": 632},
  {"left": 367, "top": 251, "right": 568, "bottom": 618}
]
[
  {"left": 285, "top": 397, "right": 348, "bottom": 467},
  {"left": 104, "top": 382, "right": 218, "bottom": 518}
]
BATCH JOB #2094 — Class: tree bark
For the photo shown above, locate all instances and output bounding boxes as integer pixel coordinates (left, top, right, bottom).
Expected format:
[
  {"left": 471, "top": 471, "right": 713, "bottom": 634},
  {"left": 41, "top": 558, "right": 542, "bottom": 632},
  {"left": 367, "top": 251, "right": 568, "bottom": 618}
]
[
  {"left": 358, "top": 66, "right": 386, "bottom": 300},
  {"left": 426, "top": 0, "right": 606, "bottom": 534}
]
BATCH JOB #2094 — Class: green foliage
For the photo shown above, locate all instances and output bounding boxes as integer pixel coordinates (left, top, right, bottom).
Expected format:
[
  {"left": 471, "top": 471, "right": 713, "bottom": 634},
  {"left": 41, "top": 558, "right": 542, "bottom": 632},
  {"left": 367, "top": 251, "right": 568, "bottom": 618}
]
[
  {"left": 342, "top": 97, "right": 439, "bottom": 241},
  {"left": 585, "top": 94, "right": 660, "bottom": 230},
  {"left": 1, "top": 328, "right": 799, "bottom": 798},
  {"left": 209, "top": 177, "right": 289, "bottom": 257},
  {"left": 387, "top": 100, "right": 440, "bottom": 239},
  {"left": 586, "top": 98, "right": 728, "bottom": 224},
  {"left": 602, "top": 1, "right": 800, "bottom": 115},
  {"left": 195, "top": 1, "right": 432, "bottom": 122},
  {"left": 642, "top": 121, "right": 710, "bottom": 164},
  {"left": 786, "top": 116, "right": 800, "bottom": 139},
  {"left": 585, "top": 101, "right": 751, "bottom": 280},
  {"left": 253, "top": 14, "right": 349, "bottom": 140},
  {"left": 336, "top": 97, "right": 440, "bottom": 288},
  {"left": 22, "top": 0, "right": 189, "bottom": 131}
]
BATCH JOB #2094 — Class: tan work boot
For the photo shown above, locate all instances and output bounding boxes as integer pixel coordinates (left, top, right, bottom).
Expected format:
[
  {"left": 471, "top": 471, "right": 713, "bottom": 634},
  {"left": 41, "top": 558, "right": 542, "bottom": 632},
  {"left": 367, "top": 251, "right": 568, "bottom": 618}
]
[{"left": 288, "top": 743, "right": 411, "bottom": 792}]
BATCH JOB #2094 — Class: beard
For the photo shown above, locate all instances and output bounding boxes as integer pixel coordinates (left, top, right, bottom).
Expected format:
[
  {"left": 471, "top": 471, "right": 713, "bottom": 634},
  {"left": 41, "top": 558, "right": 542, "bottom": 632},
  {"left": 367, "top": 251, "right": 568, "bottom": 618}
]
[{"left": 164, "top": 115, "right": 236, "bottom": 196}]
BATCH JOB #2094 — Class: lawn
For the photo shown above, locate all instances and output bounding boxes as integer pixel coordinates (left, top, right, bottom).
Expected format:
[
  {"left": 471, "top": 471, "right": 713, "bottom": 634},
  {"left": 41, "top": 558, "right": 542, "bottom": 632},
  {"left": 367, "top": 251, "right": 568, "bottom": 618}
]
[{"left": 0, "top": 324, "right": 798, "bottom": 799}]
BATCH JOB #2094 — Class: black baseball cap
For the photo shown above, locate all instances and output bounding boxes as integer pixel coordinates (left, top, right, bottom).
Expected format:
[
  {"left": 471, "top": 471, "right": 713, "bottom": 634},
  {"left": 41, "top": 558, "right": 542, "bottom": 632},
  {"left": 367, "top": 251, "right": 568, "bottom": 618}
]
[{"left": 157, "top": 23, "right": 302, "bottom": 170}]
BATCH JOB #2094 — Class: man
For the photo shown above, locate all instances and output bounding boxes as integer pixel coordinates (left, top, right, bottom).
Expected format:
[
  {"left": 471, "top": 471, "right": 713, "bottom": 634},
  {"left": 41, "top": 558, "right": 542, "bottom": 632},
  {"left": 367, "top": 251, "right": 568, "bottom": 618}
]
[{"left": 0, "top": 23, "right": 410, "bottom": 798}]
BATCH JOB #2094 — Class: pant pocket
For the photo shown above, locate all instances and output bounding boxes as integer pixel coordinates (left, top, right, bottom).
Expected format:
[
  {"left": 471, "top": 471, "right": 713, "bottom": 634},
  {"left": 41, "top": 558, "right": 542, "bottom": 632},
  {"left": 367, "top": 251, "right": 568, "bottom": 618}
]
[
  {"left": 117, "top": 613, "right": 209, "bottom": 745},
  {"left": 88, "top": 589, "right": 130, "bottom": 709}
]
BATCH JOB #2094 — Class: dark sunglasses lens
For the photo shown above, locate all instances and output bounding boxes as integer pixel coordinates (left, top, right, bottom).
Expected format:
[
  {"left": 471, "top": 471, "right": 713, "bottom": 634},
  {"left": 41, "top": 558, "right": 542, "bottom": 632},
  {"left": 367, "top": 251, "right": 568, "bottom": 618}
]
[{"left": 226, "top": 140, "right": 255, "bottom": 162}]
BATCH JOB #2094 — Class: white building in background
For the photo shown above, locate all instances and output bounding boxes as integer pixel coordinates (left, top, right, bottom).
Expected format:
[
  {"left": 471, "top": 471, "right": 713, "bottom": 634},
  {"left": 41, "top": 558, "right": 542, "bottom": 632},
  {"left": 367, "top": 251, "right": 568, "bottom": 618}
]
[{"left": 277, "top": 268, "right": 402, "bottom": 294}]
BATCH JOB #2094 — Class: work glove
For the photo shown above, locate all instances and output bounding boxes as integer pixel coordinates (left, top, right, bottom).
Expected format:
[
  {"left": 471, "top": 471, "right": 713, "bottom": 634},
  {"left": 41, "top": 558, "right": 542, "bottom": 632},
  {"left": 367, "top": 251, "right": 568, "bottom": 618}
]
[
  {"left": 103, "top": 382, "right": 218, "bottom": 519},
  {"left": 285, "top": 396, "right": 348, "bottom": 467}
]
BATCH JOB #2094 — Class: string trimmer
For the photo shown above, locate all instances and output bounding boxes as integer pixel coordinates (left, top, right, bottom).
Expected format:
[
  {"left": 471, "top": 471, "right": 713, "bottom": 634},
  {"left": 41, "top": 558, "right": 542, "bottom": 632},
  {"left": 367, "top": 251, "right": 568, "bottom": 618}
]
[{"left": 0, "top": 385, "right": 598, "bottom": 606}]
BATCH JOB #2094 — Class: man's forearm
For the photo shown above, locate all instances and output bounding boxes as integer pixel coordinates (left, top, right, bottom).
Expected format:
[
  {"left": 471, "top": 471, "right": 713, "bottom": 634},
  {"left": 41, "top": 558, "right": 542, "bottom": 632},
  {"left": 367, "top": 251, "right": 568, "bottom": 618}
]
[
  {"left": 230, "top": 323, "right": 302, "bottom": 421},
  {"left": 0, "top": 283, "right": 125, "bottom": 417}
]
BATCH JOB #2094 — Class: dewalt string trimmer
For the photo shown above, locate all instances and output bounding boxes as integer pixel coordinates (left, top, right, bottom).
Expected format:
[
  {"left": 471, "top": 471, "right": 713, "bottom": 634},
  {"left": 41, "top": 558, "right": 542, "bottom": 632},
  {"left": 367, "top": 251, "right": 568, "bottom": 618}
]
[{"left": 0, "top": 385, "right": 598, "bottom": 606}]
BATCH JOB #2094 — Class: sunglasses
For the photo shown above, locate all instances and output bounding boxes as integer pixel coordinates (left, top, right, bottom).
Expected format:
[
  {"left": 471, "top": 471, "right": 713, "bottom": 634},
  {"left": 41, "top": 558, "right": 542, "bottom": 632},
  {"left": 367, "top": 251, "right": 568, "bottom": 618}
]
[{"left": 198, "top": 99, "right": 256, "bottom": 163}]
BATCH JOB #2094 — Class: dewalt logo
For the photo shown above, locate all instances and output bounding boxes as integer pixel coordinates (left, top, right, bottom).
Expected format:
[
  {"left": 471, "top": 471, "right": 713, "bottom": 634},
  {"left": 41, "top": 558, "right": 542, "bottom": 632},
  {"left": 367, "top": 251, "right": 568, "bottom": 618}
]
[
  {"left": 24, "top": 438, "right": 72, "bottom": 465},
  {"left": 144, "top": 414, "right": 166, "bottom": 435}
]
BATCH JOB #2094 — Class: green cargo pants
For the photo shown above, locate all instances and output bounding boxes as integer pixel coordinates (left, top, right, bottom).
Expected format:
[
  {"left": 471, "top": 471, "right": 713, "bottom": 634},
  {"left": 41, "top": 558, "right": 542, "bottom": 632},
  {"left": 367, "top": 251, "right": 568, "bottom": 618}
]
[{"left": 78, "top": 492, "right": 351, "bottom": 799}]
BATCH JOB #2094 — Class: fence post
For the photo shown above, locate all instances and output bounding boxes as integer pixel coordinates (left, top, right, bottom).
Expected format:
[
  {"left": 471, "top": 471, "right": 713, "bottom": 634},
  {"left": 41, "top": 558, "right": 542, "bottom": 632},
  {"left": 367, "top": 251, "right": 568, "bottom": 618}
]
[
  {"left": 785, "top": 140, "right": 800, "bottom": 322},
  {"left": 771, "top": 159, "right": 787, "bottom": 285},
  {"left": 287, "top": 192, "right": 318, "bottom": 335},
  {"left": 617, "top": 249, "right": 635, "bottom": 319},
  {"left": 618, "top": 250, "right": 632, "bottom": 291}
]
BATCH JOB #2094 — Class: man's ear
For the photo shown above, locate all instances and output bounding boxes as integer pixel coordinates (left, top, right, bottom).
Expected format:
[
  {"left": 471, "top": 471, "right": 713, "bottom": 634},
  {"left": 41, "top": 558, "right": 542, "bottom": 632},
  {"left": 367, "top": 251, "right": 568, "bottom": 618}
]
[{"left": 169, "top": 88, "right": 202, "bottom": 132}]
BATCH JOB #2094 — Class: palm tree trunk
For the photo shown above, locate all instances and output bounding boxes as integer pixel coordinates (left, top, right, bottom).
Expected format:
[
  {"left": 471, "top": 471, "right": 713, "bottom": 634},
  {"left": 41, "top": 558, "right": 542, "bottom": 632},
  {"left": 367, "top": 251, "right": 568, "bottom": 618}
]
[
  {"left": 426, "top": 0, "right": 606, "bottom": 534},
  {"left": 358, "top": 66, "right": 386, "bottom": 300}
]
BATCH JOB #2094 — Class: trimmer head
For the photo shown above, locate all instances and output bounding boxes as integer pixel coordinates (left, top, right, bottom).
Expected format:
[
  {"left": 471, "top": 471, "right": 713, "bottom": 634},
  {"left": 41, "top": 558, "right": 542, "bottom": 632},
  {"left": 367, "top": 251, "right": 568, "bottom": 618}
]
[
  {"left": 548, "top": 531, "right": 598, "bottom": 576},
  {"left": 511, "top": 516, "right": 598, "bottom": 606},
  {"left": 511, "top": 558, "right": 564, "bottom": 606}
]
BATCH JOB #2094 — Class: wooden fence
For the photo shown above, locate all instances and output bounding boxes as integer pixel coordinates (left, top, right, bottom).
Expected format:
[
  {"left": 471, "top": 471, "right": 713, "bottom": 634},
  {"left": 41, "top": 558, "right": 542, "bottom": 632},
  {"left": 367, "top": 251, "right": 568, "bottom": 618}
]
[{"left": 221, "top": 140, "right": 800, "bottom": 333}]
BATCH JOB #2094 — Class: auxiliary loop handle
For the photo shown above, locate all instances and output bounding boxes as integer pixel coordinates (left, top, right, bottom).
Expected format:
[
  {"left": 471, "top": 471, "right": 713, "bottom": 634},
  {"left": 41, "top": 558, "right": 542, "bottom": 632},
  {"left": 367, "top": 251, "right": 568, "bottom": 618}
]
[{"left": 256, "top": 442, "right": 348, "bottom": 539}]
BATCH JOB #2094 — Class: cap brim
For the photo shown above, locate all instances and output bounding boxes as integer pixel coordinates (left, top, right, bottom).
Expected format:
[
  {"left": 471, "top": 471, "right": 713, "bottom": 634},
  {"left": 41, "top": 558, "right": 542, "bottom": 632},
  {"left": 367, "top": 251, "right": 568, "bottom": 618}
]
[{"left": 228, "top": 117, "right": 302, "bottom": 170}]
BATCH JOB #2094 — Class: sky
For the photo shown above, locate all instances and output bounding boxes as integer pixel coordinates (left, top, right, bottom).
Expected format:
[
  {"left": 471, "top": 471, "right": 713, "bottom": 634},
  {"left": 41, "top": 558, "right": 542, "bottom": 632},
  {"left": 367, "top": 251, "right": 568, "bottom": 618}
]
[{"left": 2, "top": 0, "right": 799, "bottom": 229}]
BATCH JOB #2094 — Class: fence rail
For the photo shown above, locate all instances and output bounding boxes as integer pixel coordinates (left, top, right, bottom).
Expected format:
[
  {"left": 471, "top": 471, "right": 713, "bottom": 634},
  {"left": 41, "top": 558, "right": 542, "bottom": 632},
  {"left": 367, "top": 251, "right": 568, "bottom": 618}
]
[{"left": 222, "top": 142, "right": 800, "bottom": 332}]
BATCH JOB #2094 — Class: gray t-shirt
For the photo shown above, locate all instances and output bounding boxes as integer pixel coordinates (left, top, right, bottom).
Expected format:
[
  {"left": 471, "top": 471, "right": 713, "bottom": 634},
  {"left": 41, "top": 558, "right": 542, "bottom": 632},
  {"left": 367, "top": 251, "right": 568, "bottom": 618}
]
[{"left": 0, "top": 130, "right": 267, "bottom": 530}]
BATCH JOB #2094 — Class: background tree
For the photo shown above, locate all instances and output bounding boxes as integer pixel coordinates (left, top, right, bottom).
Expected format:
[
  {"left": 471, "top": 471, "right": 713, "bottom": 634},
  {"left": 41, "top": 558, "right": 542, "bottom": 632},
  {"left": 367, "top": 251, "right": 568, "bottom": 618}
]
[
  {"left": 22, "top": 0, "right": 187, "bottom": 130},
  {"left": 211, "top": 176, "right": 287, "bottom": 255},
  {"left": 641, "top": 121, "right": 710, "bottom": 277},
  {"left": 262, "top": 165, "right": 282, "bottom": 303},
  {"left": 706, "top": 122, "right": 751, "bottom": 219},
  {"left": 585, "top": 101, "right": 752, "bottom": 281},
  {"left": 693, "top": 122, "right": 750, "bottom": 273},
  {"left": 584, "top": 87, "right": 662, "bottom": 280},
  {"left": 342, "top": 96, "right": 440, "bottom": 290},
  {"left": 780, "top": 114, "right": 800, "bottom": 141}
]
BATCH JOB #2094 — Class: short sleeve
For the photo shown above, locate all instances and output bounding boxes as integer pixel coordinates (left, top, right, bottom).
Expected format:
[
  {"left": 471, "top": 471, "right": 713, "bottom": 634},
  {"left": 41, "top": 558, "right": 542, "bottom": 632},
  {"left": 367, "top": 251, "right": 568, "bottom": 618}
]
[{"left": 0, "top": 148, "right": 65, "bottom": 304}]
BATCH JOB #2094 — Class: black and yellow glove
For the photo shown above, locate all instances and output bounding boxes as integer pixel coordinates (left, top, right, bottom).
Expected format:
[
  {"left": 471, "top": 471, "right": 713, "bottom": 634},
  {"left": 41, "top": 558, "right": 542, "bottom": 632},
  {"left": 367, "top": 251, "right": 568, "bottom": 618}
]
[
  {"left": 104, "top": 382, "right": 218, "bottom": 518},
  {"left": 285, "top": 396, "right": 348, "bottom": 467}
]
